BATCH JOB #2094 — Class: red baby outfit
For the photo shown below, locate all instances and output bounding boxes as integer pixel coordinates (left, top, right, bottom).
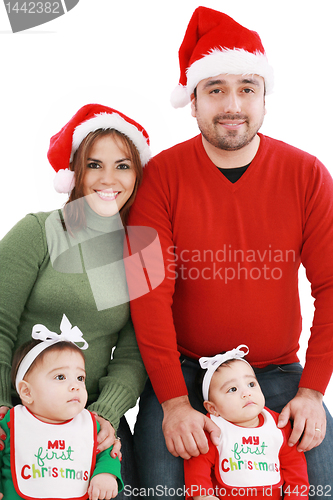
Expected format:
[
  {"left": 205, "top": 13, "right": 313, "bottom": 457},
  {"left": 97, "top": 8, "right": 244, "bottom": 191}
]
[{"left": 184, "top": 408, "right": 309, "bottom": 500}]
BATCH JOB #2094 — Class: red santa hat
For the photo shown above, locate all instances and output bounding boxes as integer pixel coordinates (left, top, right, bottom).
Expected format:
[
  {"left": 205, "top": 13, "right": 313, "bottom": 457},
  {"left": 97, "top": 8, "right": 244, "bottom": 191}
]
[
  {"left": 48, "top": 103, "right": 151, "bottom": 194},
  {"left": 171, "top": 6, "right": 274, "bottom": 108}
]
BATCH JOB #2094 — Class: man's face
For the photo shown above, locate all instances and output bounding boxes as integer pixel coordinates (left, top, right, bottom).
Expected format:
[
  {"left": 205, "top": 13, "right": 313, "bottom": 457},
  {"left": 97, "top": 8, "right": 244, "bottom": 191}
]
[{"left": 191, "top": 73, "right": 266, "bottom": 152}]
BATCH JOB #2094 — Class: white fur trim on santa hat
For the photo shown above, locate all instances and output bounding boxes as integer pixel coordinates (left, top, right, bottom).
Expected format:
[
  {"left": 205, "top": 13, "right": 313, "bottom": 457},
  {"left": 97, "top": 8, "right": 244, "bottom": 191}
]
[
  {"left": 53, "top": 168, "right": 75, "bottom": 194},
  {"left": 71, "top": 112, "right": 151, "bottom": 166},
  {"left": 172, "top": 48, "right": 274, "bottom": 108}
]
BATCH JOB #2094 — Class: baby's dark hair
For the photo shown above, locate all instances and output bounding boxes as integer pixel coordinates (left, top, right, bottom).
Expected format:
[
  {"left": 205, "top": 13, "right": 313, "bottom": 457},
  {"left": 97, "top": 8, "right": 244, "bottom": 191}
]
[
  {"left": 11, "top": 340, "right": 85, "bottom": 389},
  {"left": 195, "top": 357, "right": 245, "bottom": 404}
]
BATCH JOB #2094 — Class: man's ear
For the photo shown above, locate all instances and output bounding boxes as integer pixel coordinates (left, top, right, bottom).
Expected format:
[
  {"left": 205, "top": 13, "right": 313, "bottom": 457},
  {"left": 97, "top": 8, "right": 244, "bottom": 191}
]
[
  {"left": 17, "top": 380, "right": 33, "bottom": 405},
  {"left": 203, "top": 400, "right": 220, "bottom": 417},
  {"left": 190, "top": 96, "right": 196, "bottom": 118}
]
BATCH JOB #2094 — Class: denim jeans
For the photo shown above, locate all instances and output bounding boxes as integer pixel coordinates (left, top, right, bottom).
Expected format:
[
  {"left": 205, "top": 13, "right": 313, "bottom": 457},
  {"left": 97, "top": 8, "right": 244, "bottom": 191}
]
[
  {"left": 114, "top": 415, "right": 140, "bottom": 500},
  {"left": 133, "top": 360, "right": 333, "bottom": 499}
]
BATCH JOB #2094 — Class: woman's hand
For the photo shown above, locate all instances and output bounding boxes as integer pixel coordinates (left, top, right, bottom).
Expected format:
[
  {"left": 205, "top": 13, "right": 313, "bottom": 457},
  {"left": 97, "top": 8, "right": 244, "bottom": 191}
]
[
  {"left": 91, "top": 412, "right": 122, "bottom": 460},
  {"left": 0, "top": 406, "right": 9, "bottom": 450}
]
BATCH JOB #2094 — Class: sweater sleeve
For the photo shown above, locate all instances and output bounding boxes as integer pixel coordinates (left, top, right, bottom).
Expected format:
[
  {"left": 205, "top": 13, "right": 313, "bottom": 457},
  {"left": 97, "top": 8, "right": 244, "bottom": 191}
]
[
  {"left": 88, "top": 317, "right": 147, "bottom": 430},
  {"left": 0, "top": 214, "right": 47, "bottom": 407},
  {"left": 0, "top": 411, "right": 16, "bottom": 498},
  {"left": 127, "top": 157, "right": 188, "bottom": 404},
  {"left": 299, "top": 159, "right": 333, "bottom": 393},
  {"left": 91, "top": 422, "right": 124, "bottom": 492},
  {"left": 278, "top": 420, "right": 309, "bottom": 499},
  {"left": 0, "top": 415, "right": 5, "bottom": 495},
  {"left": 184, "top": 432, "right": 216, "bottom": 499},
  {"left": 91, "top": 448, "right": 123, "bottom": 492}
]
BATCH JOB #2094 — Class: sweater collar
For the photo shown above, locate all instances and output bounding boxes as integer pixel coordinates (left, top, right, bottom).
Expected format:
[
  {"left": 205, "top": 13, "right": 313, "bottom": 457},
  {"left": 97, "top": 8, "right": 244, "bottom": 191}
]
[{"left": 84, "top": 200, "right": 124, "bottom": 234}]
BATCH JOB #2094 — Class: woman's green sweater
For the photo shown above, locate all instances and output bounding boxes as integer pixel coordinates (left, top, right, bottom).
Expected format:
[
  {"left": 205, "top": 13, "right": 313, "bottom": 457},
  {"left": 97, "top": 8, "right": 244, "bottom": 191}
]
[{"left": 0, "top": 204, "right": 146, "bottom": 429}]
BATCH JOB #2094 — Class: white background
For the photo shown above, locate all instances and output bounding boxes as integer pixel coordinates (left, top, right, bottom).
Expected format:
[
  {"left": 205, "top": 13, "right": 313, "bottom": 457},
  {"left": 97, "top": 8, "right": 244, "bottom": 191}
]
[{"left": 0, "top": 0, "right": 332, "bottom": 424}]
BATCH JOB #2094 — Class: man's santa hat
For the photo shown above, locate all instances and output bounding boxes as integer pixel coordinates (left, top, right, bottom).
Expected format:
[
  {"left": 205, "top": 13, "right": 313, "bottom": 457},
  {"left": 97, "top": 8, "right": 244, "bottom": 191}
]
[
  {"left": 48, "top": 103, "right": 151, "bottom": 194},
  {"left": 171, "top": 6, "right": 274, "bottom": 108}
]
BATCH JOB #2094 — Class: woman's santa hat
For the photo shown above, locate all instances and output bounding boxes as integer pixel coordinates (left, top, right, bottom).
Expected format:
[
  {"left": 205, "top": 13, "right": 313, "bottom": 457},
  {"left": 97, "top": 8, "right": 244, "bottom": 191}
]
[
  {"left": 171, "top": 6, "right": 274, "bottom": 108},
  {"left": 47, "top": 103, "right": 151, "bottom": 194}
]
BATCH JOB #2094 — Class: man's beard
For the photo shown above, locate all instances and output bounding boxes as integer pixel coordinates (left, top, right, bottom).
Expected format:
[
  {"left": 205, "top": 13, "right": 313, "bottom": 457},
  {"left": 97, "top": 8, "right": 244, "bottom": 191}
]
[{"left": 197, "top": 113, "right": 264, "bottom": 152}]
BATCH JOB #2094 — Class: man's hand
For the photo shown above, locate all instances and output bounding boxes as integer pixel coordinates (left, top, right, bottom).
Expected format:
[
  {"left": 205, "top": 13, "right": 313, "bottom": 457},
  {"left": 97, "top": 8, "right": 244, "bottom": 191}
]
[
  {"left": 162, "top": 395, "right": 220, "bottom": 459},
  {"left": 277, "top": 388, "right": 326, "bottom": 452},
  {"left": 91, "top": 412, "right": 122, "bottom": 459}
]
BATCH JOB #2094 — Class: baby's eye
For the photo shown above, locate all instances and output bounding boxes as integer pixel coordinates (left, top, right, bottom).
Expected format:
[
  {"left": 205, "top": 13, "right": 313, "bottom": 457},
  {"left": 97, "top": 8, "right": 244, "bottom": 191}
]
[
  {"left": 249, "top": 381, "right": 256, "bottom": 388},
  {"left": 77, "top": 375, "right": 85, "bottom": 382},
  {"left": 55, "top": 374, "right": 65, "bottom": 380},
  {"left": 227, "top": 387, "right": 237, "bottom": 393}
]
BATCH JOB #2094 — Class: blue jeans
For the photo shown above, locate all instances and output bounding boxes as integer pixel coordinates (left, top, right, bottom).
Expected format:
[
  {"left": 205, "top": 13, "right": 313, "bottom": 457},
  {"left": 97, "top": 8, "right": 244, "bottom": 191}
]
[
  {"left": 114, "top": 416, "right": 140, "bottom": 500},
  {"left": 133, "top": 360, "right": 333, "bottom": 499}
]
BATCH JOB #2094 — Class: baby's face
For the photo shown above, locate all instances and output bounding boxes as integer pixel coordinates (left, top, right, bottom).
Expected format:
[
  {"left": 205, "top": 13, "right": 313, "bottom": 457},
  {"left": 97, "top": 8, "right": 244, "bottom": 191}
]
[
  {"left": 207, "top": 360, "right": 265, "bottom": 427},
  {"left": 23, "top": 349, "right": 88, "bottom": 424}
]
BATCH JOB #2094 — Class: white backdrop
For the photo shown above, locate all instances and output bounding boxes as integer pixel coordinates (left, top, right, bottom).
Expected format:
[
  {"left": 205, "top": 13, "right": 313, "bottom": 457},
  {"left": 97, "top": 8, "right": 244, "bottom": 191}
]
[{"left": 0, "top": 0, "right": 332, "bottom": 422}]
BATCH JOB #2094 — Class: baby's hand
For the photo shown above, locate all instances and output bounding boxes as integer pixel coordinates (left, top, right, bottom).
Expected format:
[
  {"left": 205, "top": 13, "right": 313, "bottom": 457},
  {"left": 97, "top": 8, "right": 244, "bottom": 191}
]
[
  {"left": 0, "top": 491, "right": 3, "bottom": 499},
  {"left": 88, "top": 473, "right": 118, "bottom": 500},
  {"left": 193, "top": 496, "right": 219, "bottom": 500}
]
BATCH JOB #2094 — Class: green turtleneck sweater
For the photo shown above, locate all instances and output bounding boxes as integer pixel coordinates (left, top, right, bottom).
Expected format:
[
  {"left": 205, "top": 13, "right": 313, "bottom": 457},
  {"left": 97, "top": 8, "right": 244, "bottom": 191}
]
[{"left": 0, "top": 204, "right": 146, "bottom": 429}]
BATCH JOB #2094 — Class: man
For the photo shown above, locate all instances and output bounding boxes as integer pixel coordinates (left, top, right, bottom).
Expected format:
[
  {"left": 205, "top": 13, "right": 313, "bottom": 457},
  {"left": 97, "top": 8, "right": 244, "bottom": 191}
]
[{"left": 128, "top": 7, "right": 333, "bottom": 499}]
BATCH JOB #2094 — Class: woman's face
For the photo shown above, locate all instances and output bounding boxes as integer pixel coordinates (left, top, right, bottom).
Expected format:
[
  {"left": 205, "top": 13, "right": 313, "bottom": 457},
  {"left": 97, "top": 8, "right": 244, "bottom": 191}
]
[{"left": 82, "top": 134, "right": 136, "bottom": 217}]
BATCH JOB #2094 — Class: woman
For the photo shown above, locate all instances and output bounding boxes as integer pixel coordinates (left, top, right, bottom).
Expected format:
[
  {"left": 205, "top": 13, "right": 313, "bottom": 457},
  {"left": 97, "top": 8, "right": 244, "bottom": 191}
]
[{"left": 0, "top": 103, "right": 150, "bottom": 497}]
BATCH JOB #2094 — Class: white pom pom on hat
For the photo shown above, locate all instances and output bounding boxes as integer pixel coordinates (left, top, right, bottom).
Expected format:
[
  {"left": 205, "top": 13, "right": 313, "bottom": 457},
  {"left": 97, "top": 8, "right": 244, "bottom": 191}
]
[
  {"left": 171, "top": 6, "right": 274, "bottom": 108},
  {"left": 53, "top": 168, "right": 75, "bottom": 194},
  {"left": 170, "top": 84, "right": 191, "bottom": 109},
  {"left": 47, "top": 104, "right": 151, "bottom": 194}
]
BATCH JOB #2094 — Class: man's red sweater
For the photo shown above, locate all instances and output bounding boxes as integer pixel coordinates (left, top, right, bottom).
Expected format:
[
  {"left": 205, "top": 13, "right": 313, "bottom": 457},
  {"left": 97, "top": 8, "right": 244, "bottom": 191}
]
[{"left": 128, "top": 134, "right": 333, "bottom": 403}]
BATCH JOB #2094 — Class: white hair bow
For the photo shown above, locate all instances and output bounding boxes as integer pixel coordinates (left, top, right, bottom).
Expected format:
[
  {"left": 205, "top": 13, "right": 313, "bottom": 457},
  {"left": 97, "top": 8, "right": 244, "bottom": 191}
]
[
  {"left": 32, "top": 314, "right": 89, "bottom": 350},
  {"left": 199, "top": 345, "right": 249, "bottom": 401},
  {"left": 16, "top": 314, "right": 88, "bottom": 392}
]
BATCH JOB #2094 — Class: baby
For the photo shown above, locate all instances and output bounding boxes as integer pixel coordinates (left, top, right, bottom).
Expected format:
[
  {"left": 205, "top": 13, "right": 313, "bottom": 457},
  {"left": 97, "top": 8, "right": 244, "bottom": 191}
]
[
  {"left": 0, "top": 314, "right": 122, "bottom": 500},
  {"left": 184, "top": 345, "right": 309, "bottom": 500}
]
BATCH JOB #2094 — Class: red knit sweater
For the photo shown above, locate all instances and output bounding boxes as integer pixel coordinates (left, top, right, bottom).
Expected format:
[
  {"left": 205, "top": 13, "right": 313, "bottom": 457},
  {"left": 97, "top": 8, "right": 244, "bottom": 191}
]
[{"left": 128, "top": 134, "right": 333, "bottom": 403}]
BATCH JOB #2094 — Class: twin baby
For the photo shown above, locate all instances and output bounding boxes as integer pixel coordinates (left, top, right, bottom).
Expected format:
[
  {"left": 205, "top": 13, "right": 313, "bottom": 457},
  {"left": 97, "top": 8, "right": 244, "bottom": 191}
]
[{"left": 0, "top": 315, "right": 122, "bottom": 500}]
